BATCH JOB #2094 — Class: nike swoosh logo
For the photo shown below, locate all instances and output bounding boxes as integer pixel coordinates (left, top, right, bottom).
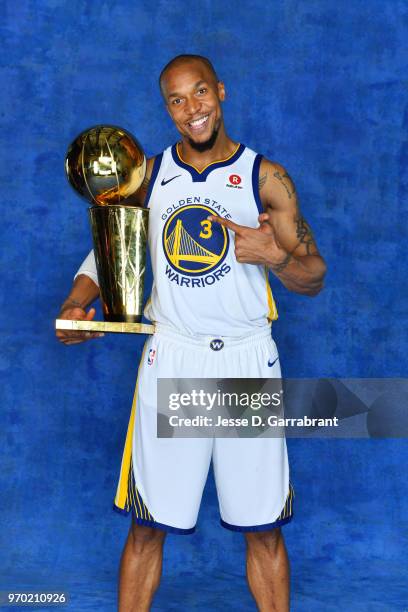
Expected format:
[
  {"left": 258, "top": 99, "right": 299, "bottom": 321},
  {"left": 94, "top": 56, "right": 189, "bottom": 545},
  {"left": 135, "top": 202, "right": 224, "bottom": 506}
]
[
  {"left": 268, "top": 357, "right": 279, "bottom": 367},
  {"left": 161, "top": 175, "right": 181, "bottom": 186}
]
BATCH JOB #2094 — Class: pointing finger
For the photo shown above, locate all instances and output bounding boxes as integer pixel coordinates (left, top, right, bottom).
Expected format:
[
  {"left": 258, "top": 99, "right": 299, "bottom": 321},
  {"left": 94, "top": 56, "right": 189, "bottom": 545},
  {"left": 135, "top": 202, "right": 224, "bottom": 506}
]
[{"left": 207, "top": 215, "right": 245, "bottom": 234}]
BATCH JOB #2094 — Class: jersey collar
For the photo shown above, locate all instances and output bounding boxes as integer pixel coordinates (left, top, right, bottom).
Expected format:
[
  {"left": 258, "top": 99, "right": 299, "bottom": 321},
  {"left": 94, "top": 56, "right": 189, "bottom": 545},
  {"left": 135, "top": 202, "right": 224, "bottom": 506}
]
[{"left": 171, "top": 142, "right": 246, "bottom": 182}]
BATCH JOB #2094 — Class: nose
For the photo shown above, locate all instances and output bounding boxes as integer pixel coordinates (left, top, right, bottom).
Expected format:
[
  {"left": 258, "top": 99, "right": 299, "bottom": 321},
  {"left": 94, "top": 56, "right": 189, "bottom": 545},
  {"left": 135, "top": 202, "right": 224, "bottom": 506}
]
[{"left": 185, "top": 96, "right": 201, "bottom": 117}]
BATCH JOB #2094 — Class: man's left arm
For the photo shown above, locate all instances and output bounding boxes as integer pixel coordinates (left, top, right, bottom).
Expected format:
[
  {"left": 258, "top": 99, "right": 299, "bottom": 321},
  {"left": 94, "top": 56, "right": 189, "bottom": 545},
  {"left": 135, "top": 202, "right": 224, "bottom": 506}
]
[
  {"left": 256, "top": 158, "right": 327, "bottom": 295},
  {"left": 210, "top": 158, "right": 326, "bottom": 296}
]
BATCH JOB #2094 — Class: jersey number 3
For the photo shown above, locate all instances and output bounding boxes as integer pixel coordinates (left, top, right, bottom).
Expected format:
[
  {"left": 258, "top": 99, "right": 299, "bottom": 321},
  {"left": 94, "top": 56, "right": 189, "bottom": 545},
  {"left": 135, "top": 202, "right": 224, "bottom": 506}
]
[{"left": 199, "top": 219, "right": 212, "bottom": 239}]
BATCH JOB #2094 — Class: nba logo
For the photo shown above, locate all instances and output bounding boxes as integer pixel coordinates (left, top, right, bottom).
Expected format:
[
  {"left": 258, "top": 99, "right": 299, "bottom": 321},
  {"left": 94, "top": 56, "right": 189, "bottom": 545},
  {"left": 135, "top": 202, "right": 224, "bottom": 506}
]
[{"left": 148, "top": 349, "right": 156, "bottom": 365}]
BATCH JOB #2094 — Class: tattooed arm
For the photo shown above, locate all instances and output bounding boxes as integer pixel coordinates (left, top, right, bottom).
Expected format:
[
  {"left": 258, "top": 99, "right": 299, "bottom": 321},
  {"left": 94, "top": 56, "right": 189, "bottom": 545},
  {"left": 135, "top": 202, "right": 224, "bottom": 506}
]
[
  {"left": 258, "top": 158, "right": 326, "bottom": 295},
  {"left": 209, "top": 158, "right": 326, "bottom": 296}
]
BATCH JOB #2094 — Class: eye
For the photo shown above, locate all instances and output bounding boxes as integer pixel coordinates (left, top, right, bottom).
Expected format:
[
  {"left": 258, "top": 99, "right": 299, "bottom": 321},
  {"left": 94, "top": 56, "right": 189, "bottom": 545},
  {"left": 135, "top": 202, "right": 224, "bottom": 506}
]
[
  {"left": 197, "top": 88, "right": 207, "bottom": 95},
  {"left": 172, "top": 98, "right": 183, "bottom": 105}
]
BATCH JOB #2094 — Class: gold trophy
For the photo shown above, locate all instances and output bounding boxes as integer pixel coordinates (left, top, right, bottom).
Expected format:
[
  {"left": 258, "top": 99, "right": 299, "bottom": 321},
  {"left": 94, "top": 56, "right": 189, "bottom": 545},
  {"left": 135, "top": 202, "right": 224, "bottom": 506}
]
[{"left": 55, "top": 125, "right": 154, "bottom": 334}]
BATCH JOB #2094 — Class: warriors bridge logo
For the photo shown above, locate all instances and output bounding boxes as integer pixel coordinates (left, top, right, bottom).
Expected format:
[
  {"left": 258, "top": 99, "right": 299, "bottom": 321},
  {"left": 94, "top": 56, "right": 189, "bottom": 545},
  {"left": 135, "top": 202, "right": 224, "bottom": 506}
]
[{"left": 162, "top": 204, "right": 231, "bottom": 287}]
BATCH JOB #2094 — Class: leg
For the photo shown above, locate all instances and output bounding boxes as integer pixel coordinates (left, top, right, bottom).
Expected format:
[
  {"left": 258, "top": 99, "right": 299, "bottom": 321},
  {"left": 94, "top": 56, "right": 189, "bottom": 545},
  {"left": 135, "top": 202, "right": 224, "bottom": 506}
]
[
  {"left": 118, "top": 522, "right": 167, "bottom": 612},
  {"left": 245, "top": 528, "right": 290, "bottom": 612}
]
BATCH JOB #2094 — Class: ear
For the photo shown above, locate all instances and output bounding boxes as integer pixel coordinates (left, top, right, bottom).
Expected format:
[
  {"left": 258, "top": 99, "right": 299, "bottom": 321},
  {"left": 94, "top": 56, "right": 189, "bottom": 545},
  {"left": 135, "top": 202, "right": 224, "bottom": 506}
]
[{"left": 218, "top": 81, "right": 226, "bottom": 102}]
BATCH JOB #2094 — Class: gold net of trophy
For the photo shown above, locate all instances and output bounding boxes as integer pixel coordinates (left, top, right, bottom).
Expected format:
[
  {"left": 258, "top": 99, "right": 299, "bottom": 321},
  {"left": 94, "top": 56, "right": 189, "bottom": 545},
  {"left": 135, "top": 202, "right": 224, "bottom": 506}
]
[{"left": 65, "top": 125, "right": 146, "bottom": 205}]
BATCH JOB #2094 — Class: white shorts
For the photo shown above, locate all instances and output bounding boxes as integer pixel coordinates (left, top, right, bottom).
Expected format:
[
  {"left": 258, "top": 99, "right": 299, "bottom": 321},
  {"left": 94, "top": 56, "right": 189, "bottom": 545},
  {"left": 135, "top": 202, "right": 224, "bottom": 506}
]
[{"left": 113, "top": 324, "right": 294, "bottom": 534}]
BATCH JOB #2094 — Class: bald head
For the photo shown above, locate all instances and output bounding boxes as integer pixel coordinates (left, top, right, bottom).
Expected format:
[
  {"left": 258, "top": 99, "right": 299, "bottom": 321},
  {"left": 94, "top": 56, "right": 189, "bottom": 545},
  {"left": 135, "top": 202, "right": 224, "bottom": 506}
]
[
  {"left": 159, "top": 54, "right": 218, "bottom": 96},
  {"left": 158, "top": 54, "right": 225, "bottom": 152}
]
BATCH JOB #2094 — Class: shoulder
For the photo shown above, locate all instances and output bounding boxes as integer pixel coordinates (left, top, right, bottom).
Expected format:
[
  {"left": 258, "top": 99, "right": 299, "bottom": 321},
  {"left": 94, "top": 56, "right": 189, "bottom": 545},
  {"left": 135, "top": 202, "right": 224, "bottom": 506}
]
[
  {"left": 258, "top": 157, "right": 297, "bottom": 210},
  {"left": 259, "top": 157, "right": 291, "bottom": 178},
  {"left": 136, "top": 157, "right": 157, "bottom": 206},
  {"left": 145, "top": 144, "right": 173, "bottom": 179},
  {"left": 146, "top": 156, "right": 156, "bottom": 180}
]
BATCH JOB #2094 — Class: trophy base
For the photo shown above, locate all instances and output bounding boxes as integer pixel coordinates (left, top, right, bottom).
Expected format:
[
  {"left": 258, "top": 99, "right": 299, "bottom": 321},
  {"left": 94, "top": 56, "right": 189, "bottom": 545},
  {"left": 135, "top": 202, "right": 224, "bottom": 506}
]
[{"left": 56, "top": 319, "right": 155, "bottom": 335}]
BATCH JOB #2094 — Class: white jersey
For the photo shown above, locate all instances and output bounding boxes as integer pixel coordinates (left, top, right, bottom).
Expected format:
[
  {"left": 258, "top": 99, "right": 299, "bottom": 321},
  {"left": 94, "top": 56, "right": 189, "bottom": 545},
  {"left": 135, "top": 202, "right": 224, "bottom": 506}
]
[{"left": 75, "top": 142, "right": 278, "bottom": 336}]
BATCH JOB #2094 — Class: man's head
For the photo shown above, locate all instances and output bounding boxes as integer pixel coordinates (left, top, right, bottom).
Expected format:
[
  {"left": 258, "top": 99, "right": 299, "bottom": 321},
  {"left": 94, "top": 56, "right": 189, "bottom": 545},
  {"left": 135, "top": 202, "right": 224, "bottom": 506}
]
[{"left": 159, "top": 54, "right": 225, "bottom": 152}]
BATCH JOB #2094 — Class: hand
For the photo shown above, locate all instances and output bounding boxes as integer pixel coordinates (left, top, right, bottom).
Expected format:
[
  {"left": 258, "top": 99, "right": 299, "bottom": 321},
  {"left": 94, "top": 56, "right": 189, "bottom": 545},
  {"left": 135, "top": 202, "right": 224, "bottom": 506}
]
[
  {"left": 208, "top": 212, "right": 289, "bottom": 266},
  {"left": 56, "top": 306, "right": 104, "bottom": 346}
]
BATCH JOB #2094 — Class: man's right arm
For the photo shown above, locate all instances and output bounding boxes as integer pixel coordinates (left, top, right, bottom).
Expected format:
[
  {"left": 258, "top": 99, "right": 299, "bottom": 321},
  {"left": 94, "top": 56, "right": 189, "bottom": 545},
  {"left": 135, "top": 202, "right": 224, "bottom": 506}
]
[
  {"left": 56, "top": 273, "right": 101, "bottom": 345},
  {"left": 56, "top": 156, "right": 155, "bottom": 345}
]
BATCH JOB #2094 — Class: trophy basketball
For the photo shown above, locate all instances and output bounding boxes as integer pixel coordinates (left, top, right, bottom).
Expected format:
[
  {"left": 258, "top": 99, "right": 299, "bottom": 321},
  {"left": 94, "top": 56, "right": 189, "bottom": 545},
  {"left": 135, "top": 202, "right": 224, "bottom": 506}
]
[{"left": 55, "top": 125, "right": 154, "bottom": 335}]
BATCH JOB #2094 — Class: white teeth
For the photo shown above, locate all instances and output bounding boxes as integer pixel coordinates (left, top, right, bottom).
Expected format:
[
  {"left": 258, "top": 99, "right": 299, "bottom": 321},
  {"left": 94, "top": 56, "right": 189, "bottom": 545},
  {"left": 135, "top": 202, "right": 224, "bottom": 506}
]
[{"left": 189, "top": 115, "right": 209, "bottom": 127}]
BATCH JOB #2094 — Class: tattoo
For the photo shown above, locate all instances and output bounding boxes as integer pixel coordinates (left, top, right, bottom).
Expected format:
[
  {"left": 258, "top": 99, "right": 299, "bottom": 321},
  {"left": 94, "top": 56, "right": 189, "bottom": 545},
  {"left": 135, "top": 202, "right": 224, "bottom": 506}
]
[
  {"left": 59, "top": 297, "right": 84, "bottom": 315},
  {"left": 140, "top": 174, "right": 151, "bottom": 193},
  {"left": 295, "top": 214, "right": 316, "bottom": 255},
  {"left": 258, "top": 173, "right": 267, "bottom": 190},
  {"left": 271, "top": 253, "right": 293, "bottom": 273},
  {"left": 64, "top": 298, "right": 84, "bottom": 308},
  {"left": 273, "top": 170, "right": 296, "bottom": 199}
]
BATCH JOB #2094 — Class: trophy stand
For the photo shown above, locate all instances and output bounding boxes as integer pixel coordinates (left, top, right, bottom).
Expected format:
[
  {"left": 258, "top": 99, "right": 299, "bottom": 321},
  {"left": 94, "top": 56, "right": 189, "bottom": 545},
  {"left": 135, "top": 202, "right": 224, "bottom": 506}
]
[
  {"left": 55, "top": 204, "right": 155, "bottom": 334},
  {"left": 55, "top": 320, "right": 155, "bottom": 334}
]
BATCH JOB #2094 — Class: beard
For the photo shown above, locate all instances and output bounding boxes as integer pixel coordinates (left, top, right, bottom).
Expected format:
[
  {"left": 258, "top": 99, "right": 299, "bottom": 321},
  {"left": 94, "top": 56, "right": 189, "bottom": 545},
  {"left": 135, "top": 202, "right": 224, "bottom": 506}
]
[{"left": 187, "top": 123, "right": 220, "bottom": 152}]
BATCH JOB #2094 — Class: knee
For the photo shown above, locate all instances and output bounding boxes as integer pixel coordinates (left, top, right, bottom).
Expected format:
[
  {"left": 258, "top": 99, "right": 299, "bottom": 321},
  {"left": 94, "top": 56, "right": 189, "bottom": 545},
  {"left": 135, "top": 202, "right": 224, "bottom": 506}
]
[
  {"left": 128, "top": 523, "right": 166, "bottom": 555},
  {"left": 245, "top": 528, "right": 282, "bottom": 555}
]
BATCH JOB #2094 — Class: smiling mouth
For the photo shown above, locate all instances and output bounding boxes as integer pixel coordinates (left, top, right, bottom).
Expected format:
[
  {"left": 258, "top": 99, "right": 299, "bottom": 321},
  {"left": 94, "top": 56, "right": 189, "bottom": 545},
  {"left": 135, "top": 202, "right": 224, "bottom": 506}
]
[{"left": 187, "top": 114, "right": 210, "bottom": 131}]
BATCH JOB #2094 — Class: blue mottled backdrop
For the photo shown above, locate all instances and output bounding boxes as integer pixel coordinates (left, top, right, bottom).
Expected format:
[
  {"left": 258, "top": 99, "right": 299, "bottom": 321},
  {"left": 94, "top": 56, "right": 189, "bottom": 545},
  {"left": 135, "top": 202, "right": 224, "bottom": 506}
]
[{"left": 1, "top": 1, "right": 407, "bottom": 610}]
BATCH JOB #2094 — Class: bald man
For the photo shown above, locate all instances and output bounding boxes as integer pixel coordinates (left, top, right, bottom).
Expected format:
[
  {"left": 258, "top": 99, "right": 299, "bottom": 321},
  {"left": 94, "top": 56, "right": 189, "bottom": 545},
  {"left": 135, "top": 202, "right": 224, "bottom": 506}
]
[{"left": 57, "top": 54, "right": 326, "bottom": 611}]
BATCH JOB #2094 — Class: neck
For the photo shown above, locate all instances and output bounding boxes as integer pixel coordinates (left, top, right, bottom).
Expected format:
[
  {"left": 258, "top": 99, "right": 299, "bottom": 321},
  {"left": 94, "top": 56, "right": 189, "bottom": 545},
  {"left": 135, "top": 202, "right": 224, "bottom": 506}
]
[{"left": 178, "top": 126, "right": 237, "bottom": 170}]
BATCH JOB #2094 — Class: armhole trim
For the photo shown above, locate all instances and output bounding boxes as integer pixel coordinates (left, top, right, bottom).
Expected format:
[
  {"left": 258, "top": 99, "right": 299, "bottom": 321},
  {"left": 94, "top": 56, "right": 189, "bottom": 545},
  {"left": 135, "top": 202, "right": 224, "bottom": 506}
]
[
  {"left": 251, "top": 153, "right": 264, "bottom": 215},
  {"left": 145, "top": 153, "right": 163, "bottom": 208},
  {"left": 264, "top": 266, "right": 278, "bottom": 321}
]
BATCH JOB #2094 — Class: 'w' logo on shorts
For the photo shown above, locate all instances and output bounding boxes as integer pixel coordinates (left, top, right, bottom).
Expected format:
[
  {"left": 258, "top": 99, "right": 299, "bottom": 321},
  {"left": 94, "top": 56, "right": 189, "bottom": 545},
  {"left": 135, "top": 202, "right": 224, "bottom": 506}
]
[{"left": 210, "top": 339, "right": 224, "bottom": 351}]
